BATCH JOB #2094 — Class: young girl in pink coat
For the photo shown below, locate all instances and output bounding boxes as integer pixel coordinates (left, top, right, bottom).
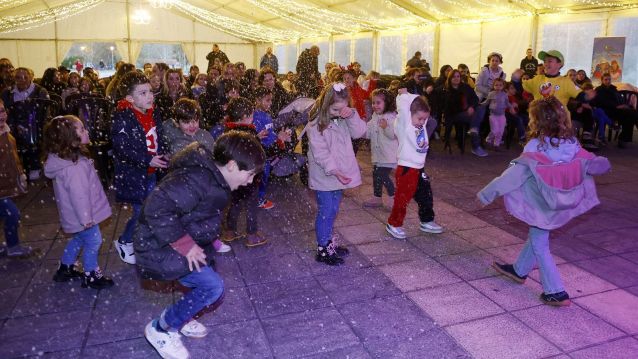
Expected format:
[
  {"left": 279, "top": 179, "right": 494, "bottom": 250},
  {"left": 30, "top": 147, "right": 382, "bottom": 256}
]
[{"left": 44, "top": 115, "right": 114, "bottom": 289}]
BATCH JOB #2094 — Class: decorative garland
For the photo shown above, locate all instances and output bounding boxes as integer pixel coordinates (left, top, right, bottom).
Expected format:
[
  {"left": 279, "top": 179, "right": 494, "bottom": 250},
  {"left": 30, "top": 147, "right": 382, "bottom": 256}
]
[{"left": 0, "top": 0, "right": 104, "bottom": 34}]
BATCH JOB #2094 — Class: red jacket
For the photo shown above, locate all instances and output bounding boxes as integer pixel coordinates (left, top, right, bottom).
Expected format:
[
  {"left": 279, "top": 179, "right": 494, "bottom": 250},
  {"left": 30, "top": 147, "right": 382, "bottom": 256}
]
[{"left": 349, "top": 80, "right": 376, "bottom": 120}]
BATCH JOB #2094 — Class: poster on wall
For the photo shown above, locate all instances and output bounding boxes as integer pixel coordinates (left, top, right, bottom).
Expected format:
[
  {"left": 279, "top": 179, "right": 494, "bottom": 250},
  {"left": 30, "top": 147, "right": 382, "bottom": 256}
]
[{"left": 591, "top": 37, "right": 625, "bottom": 84}]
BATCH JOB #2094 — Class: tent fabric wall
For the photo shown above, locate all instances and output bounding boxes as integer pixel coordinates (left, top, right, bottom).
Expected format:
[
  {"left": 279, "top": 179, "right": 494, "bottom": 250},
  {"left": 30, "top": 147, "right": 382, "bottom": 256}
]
[
  {"left": 17, "top": 41, "right": 56, "bottom": 74},
  {"left": 480, "top": 17, "right": 532, "bottom": 77},
  {"left": 439, "top": 23, "right": 481, "bottom": 74}
]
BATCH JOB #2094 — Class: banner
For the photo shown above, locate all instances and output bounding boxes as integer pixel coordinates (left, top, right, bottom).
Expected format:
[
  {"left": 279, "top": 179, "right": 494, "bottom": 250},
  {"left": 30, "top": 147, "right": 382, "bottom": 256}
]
[{"left": 591, "top": 37, "right": 625, "bottom": 84}]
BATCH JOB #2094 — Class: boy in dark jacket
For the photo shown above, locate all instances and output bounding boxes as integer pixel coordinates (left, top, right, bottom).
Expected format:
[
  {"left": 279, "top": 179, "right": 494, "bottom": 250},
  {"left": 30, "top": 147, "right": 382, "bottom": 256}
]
[
  {"left": 137, "top": 132, "right": 265, "bottom": 359},
  {"left": 112, "top": 71, "right": 168, "bottom": 265}
]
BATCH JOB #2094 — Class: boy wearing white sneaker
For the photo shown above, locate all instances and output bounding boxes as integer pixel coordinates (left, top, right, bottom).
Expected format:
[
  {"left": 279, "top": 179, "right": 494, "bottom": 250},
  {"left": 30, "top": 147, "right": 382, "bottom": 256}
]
[
  {"left": 138, "top": 132, "right": 265, "bottom": 359},
  {"left": 386, "top": 88, "right": 443, "bottom": 239}
]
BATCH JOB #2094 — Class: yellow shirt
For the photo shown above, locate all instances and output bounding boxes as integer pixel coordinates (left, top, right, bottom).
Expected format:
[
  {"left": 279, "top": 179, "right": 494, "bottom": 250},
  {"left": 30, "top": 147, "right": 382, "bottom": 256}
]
[{"left": 522, "top": 75, "right": 581, "bottom": 106}]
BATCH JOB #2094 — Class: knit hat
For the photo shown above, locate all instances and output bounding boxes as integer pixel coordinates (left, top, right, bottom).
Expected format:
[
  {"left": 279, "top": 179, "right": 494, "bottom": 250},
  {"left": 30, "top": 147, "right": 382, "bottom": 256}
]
[{"left": 538, "top": 50, "right": 564, "bottom": 63}]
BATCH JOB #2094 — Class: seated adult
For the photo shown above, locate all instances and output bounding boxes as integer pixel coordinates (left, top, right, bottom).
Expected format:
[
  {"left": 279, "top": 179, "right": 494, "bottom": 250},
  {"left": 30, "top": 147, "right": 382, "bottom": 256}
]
[
  {"left": 594, "top": 73, "right": 638, "bottom": 148},
  {"left": 443, "top": 69, "right": 482, "bottom": 154},
  {"left": 258, "top": 68, "right": 293, "bottom": 118},
  {"left": 476, "top": 52, "right": 506, "bottom": 101},
  {"left": 575, "top": 70, "right": 592, "bottom": 89},
  {"left": 40, "top": 67, "right": 66, "bottom": 96}
]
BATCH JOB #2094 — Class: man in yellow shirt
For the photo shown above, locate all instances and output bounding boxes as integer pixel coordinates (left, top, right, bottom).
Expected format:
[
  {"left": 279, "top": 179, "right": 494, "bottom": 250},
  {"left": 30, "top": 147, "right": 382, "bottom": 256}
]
[{"left": 523, "top": 50, "right": 581, "bottom": 106}]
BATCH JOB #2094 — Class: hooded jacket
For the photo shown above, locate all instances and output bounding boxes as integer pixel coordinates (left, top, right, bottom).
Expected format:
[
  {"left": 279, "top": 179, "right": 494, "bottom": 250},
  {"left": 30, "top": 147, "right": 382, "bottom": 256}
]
[
  {"left": 475, "top": 66, "right": 506, "bottom": 100},
  {"left": 163, "top": 119, "right": 215, "bottom": 156},
  {"left": 134, "top": 143, "right": 230, "bottom": 280},
  {"left": 44, "top": 154, "right": 112, "bottom": 234},
  {"left": 478, "top": 138, "right": 610, "bottom": 230},
  {"left": 365, "top": 111, "right": 398, "bottom": 166}
]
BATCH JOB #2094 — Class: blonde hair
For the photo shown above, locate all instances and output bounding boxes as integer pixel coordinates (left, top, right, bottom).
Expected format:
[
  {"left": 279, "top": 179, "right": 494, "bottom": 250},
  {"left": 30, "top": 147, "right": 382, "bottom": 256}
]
[
  {"left": 309, "top": 82, "right": 351, "bottom": 133},
  {"left": 527, "top": 96, "right": 574, "bottom": 148}
]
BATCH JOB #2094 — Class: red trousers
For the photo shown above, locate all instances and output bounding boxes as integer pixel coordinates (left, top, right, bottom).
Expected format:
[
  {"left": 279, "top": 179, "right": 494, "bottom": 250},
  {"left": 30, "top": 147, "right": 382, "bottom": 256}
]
[{"left": 387, "top": 166, "right": 435, "bottom": 227}]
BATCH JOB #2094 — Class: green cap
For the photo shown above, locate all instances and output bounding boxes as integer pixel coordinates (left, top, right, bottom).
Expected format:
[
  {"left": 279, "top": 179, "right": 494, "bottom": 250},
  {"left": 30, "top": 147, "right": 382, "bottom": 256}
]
[{"left": 538, "top": 50, "right": 564, "bottom": 63}]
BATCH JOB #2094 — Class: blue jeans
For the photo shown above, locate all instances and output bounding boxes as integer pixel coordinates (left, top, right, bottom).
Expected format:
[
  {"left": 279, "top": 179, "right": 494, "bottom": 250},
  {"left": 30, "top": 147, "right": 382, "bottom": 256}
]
[
  {"left": 593, "top": 108, "right": 613, "bottom": 140},
  {"left": 61, "top": 225, "right": 103, "bottom": 272},
  {"left": 315, "top": 190, "right": 343, "bottom": 247},
  {"left": 161, "top": 266, "right": 224, "bottom": 329},
  {"left": 120, "top": 174, "right": 156, "bottom": 244},
  {"left": 0, "top": 198, "right": 20, "bottom": 248},
  {"left": 257, "top": 160, "right": 272, "bottom": 201},
  {"left": 514, "top": 227, "right": 565, "bottom": 294}
]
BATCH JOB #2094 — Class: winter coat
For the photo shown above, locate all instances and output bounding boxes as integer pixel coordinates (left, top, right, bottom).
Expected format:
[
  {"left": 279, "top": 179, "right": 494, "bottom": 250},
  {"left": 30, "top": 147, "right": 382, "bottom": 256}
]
[
  {"left": 1, "top": 84, "right": 49, "bottom": 112},
  {"left": 365, "top": 112, "right": 398, "bottom": 166},
  {"left": 163, "top": 120, "right": 215, "bottom": 156},
  {"left": 307, "top": 109, "right": 366, "bottom": 191},
  {"left": 482, "top": 91, "right": 512, "bottom": 116},
  {"left": 475, "top": 66, "right": 506, "bottom": 100},
  {"left": 478, "top": 138, "right": 610, "bottom": 230},
  {"left": 349, "top": 81, "right": 376, "bottom": 120},
  {"left": 0, "top": 125, "right": 25, "bottom": 199},
  {"left": 206, "top": 50, "right": 230, "bottom": 69},
  {"left": 593, "top": 84, "right": 621, "bottom": 111},
  {"left": 111, "top": 104, "right": 165, "bottom": 204},
  {"left": 260, "top": 54, "right": 279, "bottom": 73},
  {"left": 443, "top": 83, "right": 479, "bottom": 119},
  {"left": 134, "top": 143, "right": 230, "bottom": 281},
  {"left": 44, "top": 154, "right": 112, "bottom": 234},
  {"left": 395, "top": 94, "right": 429, "bottom": 169}
]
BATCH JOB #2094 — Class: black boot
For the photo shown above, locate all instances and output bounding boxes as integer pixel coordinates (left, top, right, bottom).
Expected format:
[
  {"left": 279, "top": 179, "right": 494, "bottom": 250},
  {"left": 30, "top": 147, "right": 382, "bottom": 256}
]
[
  {"left": 53, "top": 263, "right": 84, "bottom": 282},
  {"left": 316, "top": 240, "right": 344, "bottom": 266},
  {"left": 331, "top": 234, "right": 350, "bottom": 257},
  {"left": 81, "top": 268, "right": 115, "bottom": 289}
]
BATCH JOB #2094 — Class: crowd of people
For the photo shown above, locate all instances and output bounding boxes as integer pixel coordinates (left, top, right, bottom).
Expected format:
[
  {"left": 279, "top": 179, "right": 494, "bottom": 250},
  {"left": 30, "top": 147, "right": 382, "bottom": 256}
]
[{"left": 0, "top": 43, "right": 631, "bottom": 359}]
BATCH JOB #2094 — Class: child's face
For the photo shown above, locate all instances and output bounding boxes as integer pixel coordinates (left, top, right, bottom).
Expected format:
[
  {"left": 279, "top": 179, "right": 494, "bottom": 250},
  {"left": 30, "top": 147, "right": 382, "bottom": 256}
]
[
  {"left": 262, "top": 74, "right": 275, "bottom": 89},
  {"left": 79, "top": 79, "right": 91, "bottom": 93},
  {"left": 126, "top": 83, "right": 154, "bottom": 111},
  {"left": 371, "top": 95, "right": 386, "bottom": 115},
  {"left": 493, "top": 81, "right": 504, "bottom": 92},
  {"left": 507, "top": 85, "right": 516, "bottom": 95},
  {"left": 411, "top": 110, "right": 429, "bottom": 129},
  {"left": 343, "top": 73, "right": 354, "bottom": 87},
  {"left": 256, "top": 94, "right": 272, "bottom": 111},
  {"left": 0, "top": 103, "right": 7, "bottom": 125},
  {"left": 74, "top": 120, "right": 90, "bottom": 145},
  {"left": 225, "top": 162, "right": 257, "bottom": 191},
  {"left": 150, "top": 76, "right": 161, "bottom": 91},
  {"left": 328, "top": 99, "right": 348, "bottom": 118},
  {"left": 238, "top": 112, "right": 253, "bottom": 125},
  {"left": 178, "top": 119, "right": 199, "bottom": 136}
]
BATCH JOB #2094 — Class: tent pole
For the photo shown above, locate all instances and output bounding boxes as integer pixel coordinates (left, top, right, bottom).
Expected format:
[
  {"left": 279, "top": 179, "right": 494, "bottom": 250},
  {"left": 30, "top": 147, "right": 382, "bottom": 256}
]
[
  {"left": 531, "top": 14, "right": 539, "bottom": 52},
  {"left": 433, "top": 22, "right": 440, "bottom": 75},
  {"left": 126, "top": 0, "right": 132, "bottom": 62}
]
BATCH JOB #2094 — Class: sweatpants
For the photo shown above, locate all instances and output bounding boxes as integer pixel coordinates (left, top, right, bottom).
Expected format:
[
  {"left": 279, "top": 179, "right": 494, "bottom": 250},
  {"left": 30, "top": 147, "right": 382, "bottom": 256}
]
[
  {"left": 487, "top": 114, "right": 506, "bottom": 147},
  {"left": 387, "top": 166, "right": 435, "bottom": 227}
]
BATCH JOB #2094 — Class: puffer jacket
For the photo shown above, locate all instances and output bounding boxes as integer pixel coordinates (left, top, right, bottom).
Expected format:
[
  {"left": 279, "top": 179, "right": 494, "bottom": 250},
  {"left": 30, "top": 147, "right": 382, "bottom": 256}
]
[
  {"left": 478, "top": 138, "right": 610, "bottom": 230},
  {"left": 134, "top": 143, "right": 231, "bottom": 280}
]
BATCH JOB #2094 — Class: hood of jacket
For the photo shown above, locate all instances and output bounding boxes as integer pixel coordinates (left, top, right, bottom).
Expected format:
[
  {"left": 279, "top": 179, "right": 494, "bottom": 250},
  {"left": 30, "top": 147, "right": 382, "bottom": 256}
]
[
  {"left": 523, "top": 137, "right": 580, "bottom": 163},
  {"left": 168, "top": 142, "right": 226, "bottom": 188},
  {"left": 44, "top": 154, "right": 76, "bottom": 179}
]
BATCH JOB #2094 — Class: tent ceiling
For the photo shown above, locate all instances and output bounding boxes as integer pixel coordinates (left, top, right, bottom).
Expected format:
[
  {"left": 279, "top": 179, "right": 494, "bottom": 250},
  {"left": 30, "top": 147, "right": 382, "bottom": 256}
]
[{"left": 1, "top": 0, "right": 637, "bottom": 42}]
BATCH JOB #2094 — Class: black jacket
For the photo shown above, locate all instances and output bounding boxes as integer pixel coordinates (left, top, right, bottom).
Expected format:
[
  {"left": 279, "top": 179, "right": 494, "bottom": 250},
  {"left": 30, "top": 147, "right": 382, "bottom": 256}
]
[
  {"left": 520, "top": 57, "right": 539, "bottom": 78},
  {"left": 134, "top": 143, "right": 230, "bottom": 280},
  {"left": 443, "top": 83, "right": 479, "bottom": 118}
]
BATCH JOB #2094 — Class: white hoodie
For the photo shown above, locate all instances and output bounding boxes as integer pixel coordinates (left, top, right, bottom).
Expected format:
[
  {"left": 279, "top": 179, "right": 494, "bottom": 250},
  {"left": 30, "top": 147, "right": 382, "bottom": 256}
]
[{"left": 395, "top": 93, "right": 429, "bottom": 169}]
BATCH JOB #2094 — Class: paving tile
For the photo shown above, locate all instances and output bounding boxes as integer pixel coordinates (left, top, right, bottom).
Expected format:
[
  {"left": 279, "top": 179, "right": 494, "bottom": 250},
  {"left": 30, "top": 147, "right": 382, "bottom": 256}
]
[
  {"left": 338, "top": 223, "right": 388, "bottom": 245},
  {"left": 318, "top": 267, "right": 401, "bottom": 305},
  {"left": 213, "top": 255, "right": 246, "bottom": 288},
  {"left": 229, "top": 233, "right": 294, "bottom": 260},
  {"left": 378, "top": 258, "right": 461, "bottom": 292},
  {"left": 193, "top": 286, "right": 256, "bottom": 326},
  {"left": 334, "top": 210, "right": 380, "bottom": 228},
  {"left": 261, "top": 308, "right": 359, "bottom": 359},
  {"left": 0, "top": 287, "right": 22, "bottom": 319},
  {"left": 363, "top": 327, "right": 470, "bottom": 359},
  {"left": 83, "top": 338, "right": 158, "bottom": 358},
  {"left": 408, "top": 282, "right": 504, "bottom": 326},
  {"left": 573, "top": 256, "right": 638, "bottom": 287},
  {"left": 512, "top": 305, "right": 624, "bottom": 351},
  {"left": 282, "top": 230, "right": 316, "bottom": 252},
  {"left": 527, "top": 263, "right": 617, "bottom": 298},
  {"left": 576, "top": 228, "right": 638, "bottom": 254},
  {"left": 12, "top": 281, "right": 97, "bottom": 317},
  {"left": 435, "top": 211, "right": 490, "bottom": 232},
  {"left": 446, "top": 313, "right": 560, "bottom": 359},
  {"left": 408, "top": 231, "right": 479, "bottom": 257},
  {"left": 249, "top": 277, "right": 330, "bottom": 318},
  {"left": 550, "top": 238, "right": 614, "bottom": 262},
  {"left": 297, "top": 247, "right": 372, "bottom": 276},
  {"left": 621, "top": 251, "right": 638, "bottom": 265},
  {"left": 456, "top": 226, "right": 522, "bottom": 249},
  {"left": 237, "top": 252, "right": 311, "bottom": 285},
  {"left": 485, "top": 243, "right": 567, "bottom": 265},
  {"left": 574, "top": 289, "right": 638, "bottom": 334},
  {"left": 355, "top": 239, "right": 424, "bottom": 266},
  {"left": 569, "top": 336, "right": 638, "bottom": 359},
  {"left": 0, "top": 310, "right": 91, "bottom": 358},
  {"left": 25, "top": 349, "right": 81, "bottom": 359},
  {"left": 7, "top": 223, "right": 60, "bottom": 243},
  {"left": 436, "top": 250, "right": 499, "bottom": 281},
  {"left": 300, "top": 344, "right": 371, "bottom": 359},
  {"left": 186, "top": 319, "right": 273, "bottom": 358},
  {"left": 470, "top": 276, "right": 544, "bottom": 311}
]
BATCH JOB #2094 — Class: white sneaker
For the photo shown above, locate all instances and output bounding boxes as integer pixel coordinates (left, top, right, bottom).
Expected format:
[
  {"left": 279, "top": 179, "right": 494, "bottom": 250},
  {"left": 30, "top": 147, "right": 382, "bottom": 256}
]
[
  {"left": 145, "top": 320, "right": 190, "bottom": 359},
  {"left": 215, "top": 242, "right": 232, "bottom": 253},
  {"left": 420, "top": 221, "right": 443, "bottom": 234},
  {"left": 179, "top": 319, "right": 208, "bottom": 338},
  {"left": 114, "top": 239, "right": 136, "bottom": 264},
  {"left": 386, "top": 224, "right": 407, "bottom": 239}
]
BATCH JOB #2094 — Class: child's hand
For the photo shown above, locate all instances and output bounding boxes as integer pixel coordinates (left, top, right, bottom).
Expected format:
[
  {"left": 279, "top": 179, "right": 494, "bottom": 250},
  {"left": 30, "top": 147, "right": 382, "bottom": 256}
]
[
  {"left": 258, "top": 129, "right": 269, "bottom": 139},
  {"left": 150, "top": 155, "right": 168, "bottom": 169},
  {"left": 277, "top": 129, "right": 292, "bottom": 142},
  {"left": 378, "top": 118, "right": 388, "bottom": 129},
  {"left": 334, "top": 171, "right": 352, "bottom": 185},
  {"left": 425, "top": 85, "right": 434, "bottom": 94},
  {"left": 339, "top": 107, "right": 354, "bottom": 119},
  {"left": 185, "top": 244, "right": 207, "bottom": 272}
]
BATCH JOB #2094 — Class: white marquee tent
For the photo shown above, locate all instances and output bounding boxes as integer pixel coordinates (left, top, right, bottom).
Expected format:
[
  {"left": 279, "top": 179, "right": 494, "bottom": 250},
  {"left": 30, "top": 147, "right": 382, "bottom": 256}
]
[{"left": 1, "top": 0, "right": 637, "bottom": 84}]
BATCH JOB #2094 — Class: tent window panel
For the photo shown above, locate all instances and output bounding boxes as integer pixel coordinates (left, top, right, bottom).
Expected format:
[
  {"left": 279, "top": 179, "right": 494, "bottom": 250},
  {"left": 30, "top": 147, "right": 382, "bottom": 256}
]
[
  {"left": 378, "top": 36, "right": 402, "bottom": 75},
  {"left": 136, "top": 43, "right": 190, "bottom": 70},
  {"left": 62, "top": 42, "right": 122, "bottom": 76},
  {"left": 334, "top": 40, "right": 351, "bottom": 66},
  {"left": 407, "top": 32, "right": 434, "bottom": 66},
  {"left": 285, "top": 44, "right": 298, "bottom": 74},
  {"left": 611, "top": 17, "right": 638, "bottom": 86},
  {"left": 275, "top": 45, "right": 288, "bottom": 72},
  {"left": 542, "top": 21, "right": 603, "bottom": 77},
  {"left": 354, "top": 38, "right": 373, "bottom": 73}
]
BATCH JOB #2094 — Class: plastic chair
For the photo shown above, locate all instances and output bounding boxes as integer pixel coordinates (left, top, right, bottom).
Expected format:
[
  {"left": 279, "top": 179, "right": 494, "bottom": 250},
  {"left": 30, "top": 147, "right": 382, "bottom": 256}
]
[
  {"left": 48, "top": 93, "right": 63, "bottom": 115},
  {"left": 8, "top": 98, "right": 58, "bottom": 173}
]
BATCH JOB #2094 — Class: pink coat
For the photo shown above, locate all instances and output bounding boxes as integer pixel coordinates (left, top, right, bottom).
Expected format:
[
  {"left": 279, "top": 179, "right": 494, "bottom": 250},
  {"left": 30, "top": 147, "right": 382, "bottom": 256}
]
[{"left": 44, "top": 154, "right": 112, "bottom": 234}]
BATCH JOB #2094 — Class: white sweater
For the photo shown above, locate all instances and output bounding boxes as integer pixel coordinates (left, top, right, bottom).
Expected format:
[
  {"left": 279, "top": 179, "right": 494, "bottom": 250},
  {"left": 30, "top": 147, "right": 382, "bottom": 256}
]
[
  {"left": 395, "top": 93, "right": 429, "bottom": 169},
  {"left": 366, "top": 112, "right": 398, "bottom": 166}
]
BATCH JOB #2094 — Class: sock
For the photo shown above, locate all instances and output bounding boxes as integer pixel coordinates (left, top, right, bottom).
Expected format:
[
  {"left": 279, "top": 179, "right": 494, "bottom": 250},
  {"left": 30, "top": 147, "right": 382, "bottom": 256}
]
[{"left": 154, "top": 319, "right": 168, "bottom": 333}]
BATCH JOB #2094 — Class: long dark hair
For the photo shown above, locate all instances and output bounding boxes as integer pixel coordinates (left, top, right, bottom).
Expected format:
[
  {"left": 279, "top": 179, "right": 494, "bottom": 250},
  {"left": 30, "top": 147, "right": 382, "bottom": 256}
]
[{"left": 43, "top": 115, "right": 90, "bottom": 162}]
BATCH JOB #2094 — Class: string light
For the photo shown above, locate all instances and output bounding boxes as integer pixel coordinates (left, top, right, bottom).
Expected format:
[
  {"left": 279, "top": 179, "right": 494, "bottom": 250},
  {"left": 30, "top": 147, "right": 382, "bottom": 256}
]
[
  {"left": 0, "top": 0, "right": 27, "bottom": 11},
  {"left": 0, "top": 0, "right": 103, "bottom": 34},
  {"left": 132, "top": 8, "right": 151, "bottom": 25},
  {"left": 149, "top": 0, "right": 173, "bottom": 9}
]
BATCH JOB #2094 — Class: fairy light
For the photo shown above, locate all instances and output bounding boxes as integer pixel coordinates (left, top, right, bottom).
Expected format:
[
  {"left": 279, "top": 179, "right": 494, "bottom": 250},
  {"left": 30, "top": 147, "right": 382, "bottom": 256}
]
[
  {"left": 149, "top": 0, "right": 173, "bottom": 9},
  {"left": 0, "top": 0, "right": 104, "bottom": 34},
  {"left": 0, "top": 0, "right": 27, "bottom": 11},
  {"left": 132, "top": 8, "right": 150, "bottom": 24}
]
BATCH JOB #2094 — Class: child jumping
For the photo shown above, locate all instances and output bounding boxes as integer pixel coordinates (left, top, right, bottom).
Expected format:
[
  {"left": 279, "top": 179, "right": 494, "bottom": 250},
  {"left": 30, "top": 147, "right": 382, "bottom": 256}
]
[
  {"left": 307, "top": 82, "right": 367, "bottom": 265},
  {"left": 482, "top": 78, "right": 513, "bottom": 150},
  {"left": 386, "top": 88, "right": 443, "bottom": 239},
  {"left": 479, "top": 96, "right": 611, "bottom": 306},
  {"left": 43, "top": 115, "right": 114, "bottom": 289},
  {"left": 137, "top": 132, "right": 265, "bottom": 359},
  {"left": 363, "top": 88, "right": 398, "bottom": 208}
]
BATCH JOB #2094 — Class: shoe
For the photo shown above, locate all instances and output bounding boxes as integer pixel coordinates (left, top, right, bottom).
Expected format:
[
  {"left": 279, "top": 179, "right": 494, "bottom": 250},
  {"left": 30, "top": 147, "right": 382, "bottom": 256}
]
[
  {"left": 53, "top": 263, "right": 83, "bottom": 282},
  {"left": 7, "top": 244, "right": 33, "bottom": 257},
  {"left": 331, "top": 233, "right": 350, "bottom": 257},
  {"left": 145, "top": 320, "right": 190, "bottom": 359},
  {"left": 362, "top": 196, "right": 383, "bottom": 208},
  {"left": 245, "top": 232, "right": 268, "bottom": 247},
  {"left": 81, "top": 268, "right": 114, "bottom": 289},
  {"left": 114, "top": 239, "right": 136, "bottom": 264},
  {"left": 179, "top": 319, "right": 208, "bottom": 338},
  {"left": 386, "top": 224, "right": 406, "bottom": 239},
  {"left": 419, "top": 221, "right": 443, "bottom": 234},
  {"left": 471, "top": 146, "right": 488, "bottom": 157},
  {"left": 316, "top": 240, "right": 344, "bottom": 266},
  {"left": 491, "top": 262, "right": 527, "bottom": 284},
  {"left": 28, "top": 170, "right": 40, "bottom": 181},
  {"left": 220, "top": 230, "right": 241, "bottom": 243},
  {"left": 540, "top": 291, "right": 571, "bottom": 307},
  {"left": 257, "top": 199, "right": 275, "bottom": 210},
  {"left": 213, "top": 240, "right": 232, "bottom": 253}
]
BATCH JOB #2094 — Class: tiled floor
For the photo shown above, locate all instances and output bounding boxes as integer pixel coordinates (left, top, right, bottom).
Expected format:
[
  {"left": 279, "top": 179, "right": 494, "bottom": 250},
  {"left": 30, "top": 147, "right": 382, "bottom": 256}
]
[{"left": 1, "top": 139, "right": 638, "bottom": 358}]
